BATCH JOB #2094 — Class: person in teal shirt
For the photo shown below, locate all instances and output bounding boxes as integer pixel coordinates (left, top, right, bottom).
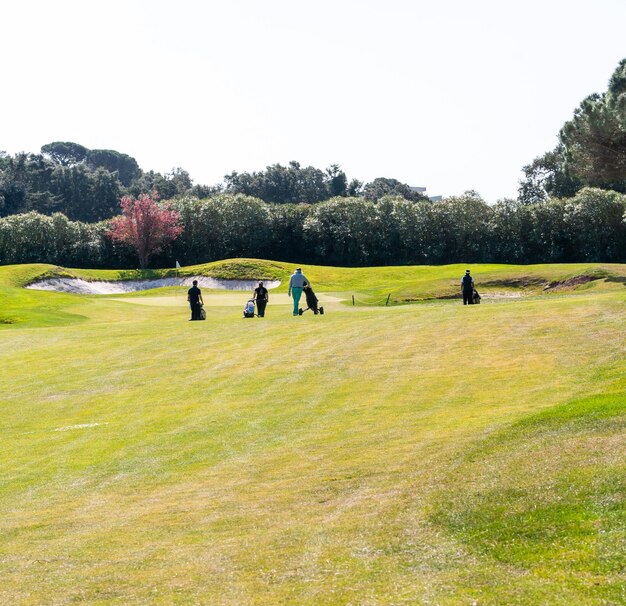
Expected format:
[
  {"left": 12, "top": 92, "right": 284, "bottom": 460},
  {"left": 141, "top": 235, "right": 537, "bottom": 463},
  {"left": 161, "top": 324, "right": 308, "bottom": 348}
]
[{"left": 288, "top": 268, "right": 309, "bottom": 316}]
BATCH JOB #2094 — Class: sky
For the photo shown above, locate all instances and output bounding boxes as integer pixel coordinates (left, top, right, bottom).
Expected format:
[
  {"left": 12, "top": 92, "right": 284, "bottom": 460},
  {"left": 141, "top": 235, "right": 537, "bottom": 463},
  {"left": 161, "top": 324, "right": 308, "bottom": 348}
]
[{"left": 3, "top": 0, "right": 626, "bottom": 202}]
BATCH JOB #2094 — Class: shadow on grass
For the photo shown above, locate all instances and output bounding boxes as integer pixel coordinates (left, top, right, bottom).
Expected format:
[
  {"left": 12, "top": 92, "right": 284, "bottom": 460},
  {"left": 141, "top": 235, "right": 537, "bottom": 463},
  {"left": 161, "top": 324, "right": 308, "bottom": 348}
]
[
  {"left": 606, "top": 276, "right": 626, "bottom": 286},
  {"left": 429, "top": 392, "right": 626, "bottom": 600}
]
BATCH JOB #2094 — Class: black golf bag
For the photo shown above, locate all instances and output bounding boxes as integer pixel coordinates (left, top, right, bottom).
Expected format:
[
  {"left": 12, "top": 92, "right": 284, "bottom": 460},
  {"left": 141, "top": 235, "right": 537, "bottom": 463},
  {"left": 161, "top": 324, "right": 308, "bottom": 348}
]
[{"left": 299, "top": 285, "right": 324, "bottom": 315}]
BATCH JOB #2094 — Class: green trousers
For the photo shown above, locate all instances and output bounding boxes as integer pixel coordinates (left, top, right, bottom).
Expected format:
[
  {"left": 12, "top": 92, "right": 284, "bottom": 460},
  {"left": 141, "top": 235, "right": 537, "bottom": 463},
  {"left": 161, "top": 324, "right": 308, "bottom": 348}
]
[{"left": 291, "top": 287, "right": 303, "bottom": 315}]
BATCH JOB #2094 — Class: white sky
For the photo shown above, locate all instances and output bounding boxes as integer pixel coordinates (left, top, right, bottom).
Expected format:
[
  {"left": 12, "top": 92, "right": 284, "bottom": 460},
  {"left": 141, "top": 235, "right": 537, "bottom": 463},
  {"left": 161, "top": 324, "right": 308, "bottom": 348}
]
[{"left": 3, "top": 0, "right": 626, "bottom": 202}]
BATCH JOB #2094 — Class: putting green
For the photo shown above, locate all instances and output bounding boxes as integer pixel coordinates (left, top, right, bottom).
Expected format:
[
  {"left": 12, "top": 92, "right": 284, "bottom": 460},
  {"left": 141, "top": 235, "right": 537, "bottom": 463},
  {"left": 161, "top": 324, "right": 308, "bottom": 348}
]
[
  {"left": 106, "top": 292, "right": 343, "bottom": 308},
  {"left": 0, "top": 260, "right": 624, "bottom": 605}
]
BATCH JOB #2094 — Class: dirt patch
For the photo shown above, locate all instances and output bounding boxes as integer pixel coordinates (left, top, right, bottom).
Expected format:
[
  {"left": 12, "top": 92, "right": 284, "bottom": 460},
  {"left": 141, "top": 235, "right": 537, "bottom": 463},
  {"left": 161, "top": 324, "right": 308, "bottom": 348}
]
[
  {"left": 481, "top": 277, "right": 546, "bottom": 289},
  {"left": 543, "top": 275, "right": 599, "bottom": 291},
  {"left": 481, "top": 292, "right": 524, "bottom": 299}
]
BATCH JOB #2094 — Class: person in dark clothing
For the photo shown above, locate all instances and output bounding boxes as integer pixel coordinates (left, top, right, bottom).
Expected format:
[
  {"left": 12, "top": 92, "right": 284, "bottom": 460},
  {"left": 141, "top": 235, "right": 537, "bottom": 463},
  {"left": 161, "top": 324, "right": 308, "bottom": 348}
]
[
  {"left": 187, "top": 280, "right": 204, "bottom": 320},
  {"left": 461, "top": 269, "right": 475, "bottom": 305},
  {"left": 253, "top": 281, "right": 269, "bottom": 317}
]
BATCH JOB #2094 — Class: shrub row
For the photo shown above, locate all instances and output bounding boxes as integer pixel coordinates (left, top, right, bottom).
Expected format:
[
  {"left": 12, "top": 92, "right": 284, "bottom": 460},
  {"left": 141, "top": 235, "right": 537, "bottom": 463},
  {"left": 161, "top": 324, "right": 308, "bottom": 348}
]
[{"left": 1, "top": 189, "right": 625, "bottom": 268}]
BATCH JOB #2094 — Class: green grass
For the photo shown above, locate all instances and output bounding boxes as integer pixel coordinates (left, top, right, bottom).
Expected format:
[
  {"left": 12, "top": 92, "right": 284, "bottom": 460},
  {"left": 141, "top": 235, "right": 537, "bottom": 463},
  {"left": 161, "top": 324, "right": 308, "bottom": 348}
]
[
  {"left": 2, "top": 259, "right": 626, "bottom": 328},
  {"left": 0, "top": 260, "right": 625, "bottom": 604},
  {"left": 430, "top": 391, "right": 626, "bottom": 603}
]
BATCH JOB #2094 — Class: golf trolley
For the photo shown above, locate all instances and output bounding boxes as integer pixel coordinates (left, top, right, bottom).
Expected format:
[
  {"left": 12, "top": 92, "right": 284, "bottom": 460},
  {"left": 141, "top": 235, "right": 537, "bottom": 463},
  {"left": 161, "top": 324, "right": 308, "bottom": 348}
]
[
  {"left": 298, "top": 285, "right": 324, "bottom": 315},
  {"left": 243, "top": 298, "right": 256, "bottom": 318}
]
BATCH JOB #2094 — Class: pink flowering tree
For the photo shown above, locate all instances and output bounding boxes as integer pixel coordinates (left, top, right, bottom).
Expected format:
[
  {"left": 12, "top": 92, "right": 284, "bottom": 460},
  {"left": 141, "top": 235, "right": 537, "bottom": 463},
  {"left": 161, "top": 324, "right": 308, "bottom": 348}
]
[{"left": 106, "top": 192, "right": 183, "bottom": 268}]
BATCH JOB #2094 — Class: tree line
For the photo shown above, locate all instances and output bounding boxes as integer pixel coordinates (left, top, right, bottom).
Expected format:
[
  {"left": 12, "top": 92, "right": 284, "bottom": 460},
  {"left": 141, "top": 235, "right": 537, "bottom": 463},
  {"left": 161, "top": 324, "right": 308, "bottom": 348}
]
[
  {"left": 519, "top": 58, "right": 626, "bottom": 202},
  {"left": 3, "top": 56, "right": 626, "bottom": 269},
  {"left": 1, "top": 188, "right": 625, "bottom": 268},
  {"left": 0, "top": 143, "right": 427, "bottom": 223},
  {"left": 0, "top": 144, "right": 213, "bottom": 223}
]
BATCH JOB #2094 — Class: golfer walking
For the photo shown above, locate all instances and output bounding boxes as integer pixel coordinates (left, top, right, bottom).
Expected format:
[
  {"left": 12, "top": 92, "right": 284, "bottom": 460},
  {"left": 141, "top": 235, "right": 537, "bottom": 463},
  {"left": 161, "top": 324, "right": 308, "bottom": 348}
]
[
  {"left": 254, "top": 281, "right": 269, "bottom": 317},
  {"left": 461, "top": 269, "right": 474, "bottom": 305},
  {"left": 187, "top": 280, "right": 204, "bottom": 320},
  {"left": 288, "top": 268, "right": 309, "bottom": 316}
]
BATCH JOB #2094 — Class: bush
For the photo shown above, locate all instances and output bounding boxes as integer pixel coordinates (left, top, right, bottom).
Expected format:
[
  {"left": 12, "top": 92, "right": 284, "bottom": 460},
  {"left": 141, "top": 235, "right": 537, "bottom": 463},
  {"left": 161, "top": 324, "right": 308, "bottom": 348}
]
[{"left": 2, "top": 189, "right": 626, "bottom": 268}]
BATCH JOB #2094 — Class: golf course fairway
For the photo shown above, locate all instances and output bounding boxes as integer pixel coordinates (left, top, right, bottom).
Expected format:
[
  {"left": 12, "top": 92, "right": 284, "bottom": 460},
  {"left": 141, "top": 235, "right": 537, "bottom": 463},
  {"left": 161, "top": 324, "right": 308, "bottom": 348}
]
[{"left": 0, "top": 260, "right": 625, "bottom": 605}]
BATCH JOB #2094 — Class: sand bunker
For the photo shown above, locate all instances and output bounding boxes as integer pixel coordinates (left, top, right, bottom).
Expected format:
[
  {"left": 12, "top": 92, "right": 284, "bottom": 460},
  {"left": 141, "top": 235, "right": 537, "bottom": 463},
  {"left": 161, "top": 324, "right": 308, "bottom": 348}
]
[{"left": 27, "top": 276, "right": 281, "bottom": 295}]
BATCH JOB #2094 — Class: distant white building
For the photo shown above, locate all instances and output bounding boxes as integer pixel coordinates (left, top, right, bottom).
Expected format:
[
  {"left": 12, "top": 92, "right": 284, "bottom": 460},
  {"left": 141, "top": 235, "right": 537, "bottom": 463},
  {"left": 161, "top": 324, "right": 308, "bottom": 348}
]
[{"left": 409, "top": 186, "right": 441, "bottom": 201}]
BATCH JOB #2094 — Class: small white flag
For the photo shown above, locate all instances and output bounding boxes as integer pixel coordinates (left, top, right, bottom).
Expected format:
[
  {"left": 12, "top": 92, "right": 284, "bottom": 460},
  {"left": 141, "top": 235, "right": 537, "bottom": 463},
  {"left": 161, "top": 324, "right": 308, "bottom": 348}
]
[{"left": 175, "top": 260, "right": 181, "bottom": 269}]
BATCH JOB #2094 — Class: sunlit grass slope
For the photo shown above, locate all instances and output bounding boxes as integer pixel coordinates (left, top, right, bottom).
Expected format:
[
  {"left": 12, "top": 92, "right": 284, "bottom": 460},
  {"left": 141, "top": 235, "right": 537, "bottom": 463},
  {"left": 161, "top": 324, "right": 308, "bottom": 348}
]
[
  {"left": 2, "top": 259, "right": 626, "bottom": 327},
  {"left": 0, "top": 264, "right": 89, "bottom": 328},
  {"left": 0, "top": 260, "right": 624, "bottom": 604}
]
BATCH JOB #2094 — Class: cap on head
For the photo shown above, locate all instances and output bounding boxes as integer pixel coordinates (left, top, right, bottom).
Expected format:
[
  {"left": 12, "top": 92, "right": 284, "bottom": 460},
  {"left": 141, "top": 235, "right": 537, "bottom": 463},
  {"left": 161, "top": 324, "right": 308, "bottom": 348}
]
[
  {"left": 296, "top": 267, "right": 301, "bottom": 272},
  {"left": 465, "top": 270, "right": 470, "bottom": 273}
]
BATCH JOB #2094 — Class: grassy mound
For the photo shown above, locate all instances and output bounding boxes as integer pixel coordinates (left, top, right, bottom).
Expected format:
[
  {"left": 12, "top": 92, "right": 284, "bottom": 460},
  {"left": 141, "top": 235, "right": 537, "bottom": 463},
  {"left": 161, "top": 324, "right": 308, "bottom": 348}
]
[
  {"left": 430, "top": 392, "right": 626, "bottom": 603},
  {"left": 0, "top": 260, "right": 624, "bottom": 603}
]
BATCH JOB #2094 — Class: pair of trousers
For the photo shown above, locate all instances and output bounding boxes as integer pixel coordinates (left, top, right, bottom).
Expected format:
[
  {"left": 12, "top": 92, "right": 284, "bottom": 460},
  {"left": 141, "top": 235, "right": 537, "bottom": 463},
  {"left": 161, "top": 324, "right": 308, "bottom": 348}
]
[
  {"left": 257, "top": 300, "right": 267, "bottom": 317},
  {"left": 291, "top": 287, "right": 303, "bottom": 315},
  {"left": 190, "top": 302, "right": 202, "bottom": 320},
  {"left": 463, "top": 290, "right": 473, "bottom": 305}
]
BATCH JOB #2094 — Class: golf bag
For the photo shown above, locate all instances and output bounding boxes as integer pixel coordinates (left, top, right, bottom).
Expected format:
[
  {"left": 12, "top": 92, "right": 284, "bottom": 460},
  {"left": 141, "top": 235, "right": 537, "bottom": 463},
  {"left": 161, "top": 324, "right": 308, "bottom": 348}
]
[
  {"left": 243, "top": 299, "right": 255, "bottom": 318},
  {"left": 298, "top": 285, "right": 324, "bottom": 315},
  {"left": 199, "top": 304, "right": 206, "bottom": 320},
  {"left": 472, "top": 288, "right": 481, "bottom": 305}
]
